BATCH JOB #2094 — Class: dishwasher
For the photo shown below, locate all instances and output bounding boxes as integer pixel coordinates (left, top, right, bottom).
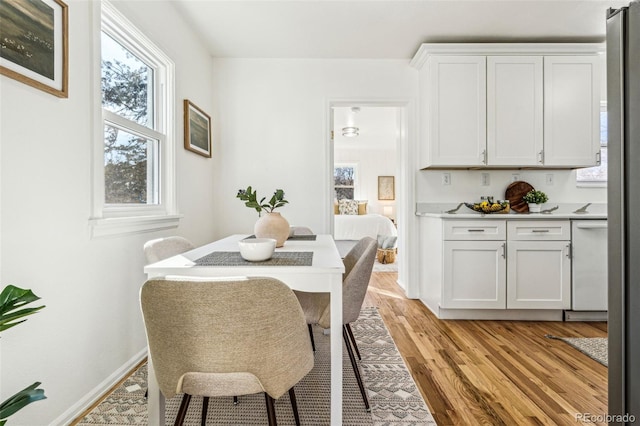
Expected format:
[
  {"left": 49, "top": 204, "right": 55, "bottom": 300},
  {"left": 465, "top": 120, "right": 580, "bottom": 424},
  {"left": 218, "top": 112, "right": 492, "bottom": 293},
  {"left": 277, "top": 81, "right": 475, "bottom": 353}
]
[{"left": 566, "top": 220, "right": 608, "bottom": 321}]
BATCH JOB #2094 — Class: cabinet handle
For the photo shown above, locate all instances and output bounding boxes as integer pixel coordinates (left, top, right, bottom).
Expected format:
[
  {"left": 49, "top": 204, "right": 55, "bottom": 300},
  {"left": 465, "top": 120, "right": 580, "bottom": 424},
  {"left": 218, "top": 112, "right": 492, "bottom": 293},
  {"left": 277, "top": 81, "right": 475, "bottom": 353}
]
[
  {"left": 502, "top": 242, "right": 506, "bottom": 259},
  {"left": 566, "top": 243, "right": 572, "bottom": 259},
  {"left": 467, "top": 229, "right": 486, "bottom": 232},
  {"left": 481, "top": 149, "right": 487, "bottom": 164},
  {"left": 531, "top": 229, "right": 550, "bottom": 233},
  {"left": 596, "top": 151, "right": 602, "bottom": 166},
  {"left": 538, "top": 150, "right": 544, "bottom": 164}
]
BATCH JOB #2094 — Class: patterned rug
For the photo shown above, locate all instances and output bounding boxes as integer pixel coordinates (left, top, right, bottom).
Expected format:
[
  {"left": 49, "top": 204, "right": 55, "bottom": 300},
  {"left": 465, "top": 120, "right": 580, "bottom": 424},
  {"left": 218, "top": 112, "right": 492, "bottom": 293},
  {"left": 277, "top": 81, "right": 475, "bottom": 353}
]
[
  {"left": 75, "top": 307, "right": 435, "bottom": 425},
  {"left": 546, "top": 335, "right": 608, "bottom": 366}
]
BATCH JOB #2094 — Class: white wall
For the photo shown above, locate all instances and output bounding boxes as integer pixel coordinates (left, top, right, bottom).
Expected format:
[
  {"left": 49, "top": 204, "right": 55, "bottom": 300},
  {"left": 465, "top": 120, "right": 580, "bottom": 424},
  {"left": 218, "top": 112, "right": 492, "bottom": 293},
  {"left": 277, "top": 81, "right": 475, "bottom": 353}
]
[
  {"left": 0, "top": 1, "right": 216, "bottom": 424},
  {"left": 416, "top": 169, "right": 607, "bottom": 204},
  {"left": 211, "top": 58, "right": 417, "bottom": 235}
]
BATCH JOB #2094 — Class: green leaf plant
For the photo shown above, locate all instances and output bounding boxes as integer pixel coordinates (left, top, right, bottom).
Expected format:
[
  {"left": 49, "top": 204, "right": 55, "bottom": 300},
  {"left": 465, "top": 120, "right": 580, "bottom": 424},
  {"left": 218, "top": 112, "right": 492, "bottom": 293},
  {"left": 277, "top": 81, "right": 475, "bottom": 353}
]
[
  {"left": 0, "top": 285, "right": 46, "bottom": 425},
  {"left": 236, "top": 186, "right": 288, "bottom": 216}
]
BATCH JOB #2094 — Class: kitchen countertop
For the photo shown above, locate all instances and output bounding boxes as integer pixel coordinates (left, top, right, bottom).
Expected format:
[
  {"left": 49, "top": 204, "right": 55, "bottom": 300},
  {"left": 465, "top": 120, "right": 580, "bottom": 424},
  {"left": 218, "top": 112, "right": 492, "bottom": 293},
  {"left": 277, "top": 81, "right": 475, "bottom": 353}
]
[{"left": 416, "top": 202, "right": 607, "bottom": 219}]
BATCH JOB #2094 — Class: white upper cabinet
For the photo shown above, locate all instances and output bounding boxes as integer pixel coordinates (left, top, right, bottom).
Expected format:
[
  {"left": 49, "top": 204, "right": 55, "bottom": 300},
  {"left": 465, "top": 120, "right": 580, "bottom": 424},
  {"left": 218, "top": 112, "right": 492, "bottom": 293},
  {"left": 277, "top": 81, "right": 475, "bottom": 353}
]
[
  {"left": 426, "top": 56, "right": 487, "bottom": 166},
  {"left": 411, "top": 44, "right": 603, "bottom": 169},
  {"left": 543, "top": 56, "right": 601, "bottom": 167},
  {"left": 487, "top": 56, "right": 543, "bottom": 166}
]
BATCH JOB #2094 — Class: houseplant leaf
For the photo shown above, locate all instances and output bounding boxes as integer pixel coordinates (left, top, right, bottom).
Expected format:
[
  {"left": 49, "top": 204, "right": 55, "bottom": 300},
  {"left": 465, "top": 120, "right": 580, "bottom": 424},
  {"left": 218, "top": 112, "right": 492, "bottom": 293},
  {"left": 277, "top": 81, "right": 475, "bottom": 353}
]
[
  {"left": 0, "top": 286, "right": 45, "bottom": 333},
  {"left": 0, "top": 382, "right": 46, "bottom": 423}
]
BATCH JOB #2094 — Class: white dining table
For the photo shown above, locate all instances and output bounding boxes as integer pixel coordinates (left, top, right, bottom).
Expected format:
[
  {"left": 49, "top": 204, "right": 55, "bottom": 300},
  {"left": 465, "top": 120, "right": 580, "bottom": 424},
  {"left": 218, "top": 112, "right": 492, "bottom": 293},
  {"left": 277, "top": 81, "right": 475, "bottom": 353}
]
[{"left": 143, "top": 234, "right": 345, "bottom": 425}]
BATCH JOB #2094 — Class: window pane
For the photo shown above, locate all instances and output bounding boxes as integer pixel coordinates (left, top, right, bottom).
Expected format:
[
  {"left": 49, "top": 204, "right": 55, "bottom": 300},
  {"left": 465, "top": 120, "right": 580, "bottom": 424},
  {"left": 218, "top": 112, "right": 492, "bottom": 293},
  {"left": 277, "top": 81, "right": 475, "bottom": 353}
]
[
  {"left": 577, "top": 108, "right": 608, "bottom": 183},
  {"left": 335, "top": 188, "right": 354, "bottom": 200},
  {"left": 104, "top": 124, "right": 158, "bottom": 204},
  {"left": 101, "top": 32, "right": 154, "bottom": 128},
  {"left": 334, "top": 166, "right": 354, "bottom": 186}
]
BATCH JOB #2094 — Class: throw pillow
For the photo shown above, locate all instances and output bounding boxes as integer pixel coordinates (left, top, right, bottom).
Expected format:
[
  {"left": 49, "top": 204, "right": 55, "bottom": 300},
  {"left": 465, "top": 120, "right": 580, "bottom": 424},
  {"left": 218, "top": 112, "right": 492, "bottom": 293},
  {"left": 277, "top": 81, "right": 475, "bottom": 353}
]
[
  {"left": 338, "top": 199, "right": 359, "bottom": 215},
  {"left": 377, "top": 234, "right": 398, "bottom": 249},
  {"left": 357, "top": 201, "right": 368, "bottom": 215}
]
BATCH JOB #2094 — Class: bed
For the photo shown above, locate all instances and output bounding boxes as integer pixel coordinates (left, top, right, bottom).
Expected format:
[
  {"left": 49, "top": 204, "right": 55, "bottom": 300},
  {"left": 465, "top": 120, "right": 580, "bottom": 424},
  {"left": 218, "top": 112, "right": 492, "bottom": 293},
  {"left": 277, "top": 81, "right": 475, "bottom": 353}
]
[{"left": 334, "top": 213, "right": 397, "bottom": 241}]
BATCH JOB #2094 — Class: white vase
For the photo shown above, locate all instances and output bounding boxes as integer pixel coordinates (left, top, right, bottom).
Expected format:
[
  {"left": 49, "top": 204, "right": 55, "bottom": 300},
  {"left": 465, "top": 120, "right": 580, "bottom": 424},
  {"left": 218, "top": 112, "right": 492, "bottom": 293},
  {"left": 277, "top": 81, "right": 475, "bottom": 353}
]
[
  {"left": 254, "top": 212, "right": 290, "bottom": 247},
  {"left": 528, "top": 203, "right": 542, "bottom": 213}
]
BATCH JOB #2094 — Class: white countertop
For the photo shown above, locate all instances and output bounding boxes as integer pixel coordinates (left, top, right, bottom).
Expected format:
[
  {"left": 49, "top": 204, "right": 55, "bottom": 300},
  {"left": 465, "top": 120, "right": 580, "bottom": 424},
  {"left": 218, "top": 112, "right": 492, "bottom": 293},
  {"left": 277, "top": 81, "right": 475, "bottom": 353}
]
[{"left": 416, "top": 202, "right": 607, "bottom": 219}]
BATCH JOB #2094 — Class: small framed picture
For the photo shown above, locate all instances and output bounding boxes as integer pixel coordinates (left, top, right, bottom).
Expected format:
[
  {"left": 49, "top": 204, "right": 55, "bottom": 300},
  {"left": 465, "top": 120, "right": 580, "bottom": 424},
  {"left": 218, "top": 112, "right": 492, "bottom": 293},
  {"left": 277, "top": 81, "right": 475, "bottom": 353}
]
[
  {"left": 184, "top": 99, "right": 212, "bottom": 158},
  {"left": 378, "top": 176, "right": 395, "bottom": 200},
  {"left": 0, "top": 0, "right": 69, "bottom": 98}
]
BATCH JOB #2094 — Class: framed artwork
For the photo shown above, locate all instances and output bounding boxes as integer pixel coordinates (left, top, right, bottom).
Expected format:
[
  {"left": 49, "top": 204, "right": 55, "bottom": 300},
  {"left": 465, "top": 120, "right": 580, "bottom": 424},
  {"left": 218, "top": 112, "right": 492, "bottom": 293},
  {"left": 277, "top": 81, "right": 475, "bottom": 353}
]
[
  {"left": 0, "top": 0, "right": 68, "bottom": 98},
  {"left": 378, "top": 176, "right": 395, "bottom": 200},
  {"left": 184, "top": 99, "right": 212, "bottom": 158}
]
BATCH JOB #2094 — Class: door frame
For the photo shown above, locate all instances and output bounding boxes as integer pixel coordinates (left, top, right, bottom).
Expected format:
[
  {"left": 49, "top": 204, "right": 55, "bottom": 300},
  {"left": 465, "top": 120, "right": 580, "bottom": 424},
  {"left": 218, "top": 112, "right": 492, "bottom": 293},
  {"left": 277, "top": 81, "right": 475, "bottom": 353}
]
[{"left": 325, "top": 99, "right": 418, "bottom": 297}]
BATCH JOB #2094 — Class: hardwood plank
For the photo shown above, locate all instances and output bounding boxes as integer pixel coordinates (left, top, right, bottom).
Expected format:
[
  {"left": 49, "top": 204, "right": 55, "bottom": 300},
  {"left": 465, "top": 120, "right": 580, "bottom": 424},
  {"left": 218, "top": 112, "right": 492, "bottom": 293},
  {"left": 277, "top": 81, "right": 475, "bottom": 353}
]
[{"left": 365, "top": 272, "right": 607, "bottom": 426}]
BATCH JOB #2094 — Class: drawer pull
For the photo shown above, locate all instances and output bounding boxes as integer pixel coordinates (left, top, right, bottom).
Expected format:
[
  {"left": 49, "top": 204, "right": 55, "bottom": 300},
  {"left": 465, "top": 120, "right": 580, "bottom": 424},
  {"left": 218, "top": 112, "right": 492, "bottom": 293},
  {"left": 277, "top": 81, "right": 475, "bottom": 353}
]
[
  {"left": 467, "top": 229, "right": 486, "bottom": 232},
  {"left": 531, "top": 229, "right": 550, "bottom": 233}
]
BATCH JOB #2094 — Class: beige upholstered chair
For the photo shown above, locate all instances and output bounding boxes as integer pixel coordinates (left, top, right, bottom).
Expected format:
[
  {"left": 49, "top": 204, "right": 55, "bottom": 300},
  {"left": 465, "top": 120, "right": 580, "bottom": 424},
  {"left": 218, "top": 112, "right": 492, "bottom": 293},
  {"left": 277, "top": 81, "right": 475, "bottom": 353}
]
[
  {"left": 141, "top": 277, "right": 314, "bottom": 426},
  {"left": 289, "top": 226, "right": 314, "bottom": 236},
  {"left": 143, "top": 236, "right": 195, "bottom": 264},
  {"left": 294, "top": 236, "right": 377, "bottom": 411}
]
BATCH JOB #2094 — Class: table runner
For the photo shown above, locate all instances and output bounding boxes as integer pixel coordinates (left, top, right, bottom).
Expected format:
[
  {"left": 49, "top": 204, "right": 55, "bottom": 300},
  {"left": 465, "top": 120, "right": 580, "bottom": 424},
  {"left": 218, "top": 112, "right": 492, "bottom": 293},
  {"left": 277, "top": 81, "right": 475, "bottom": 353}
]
[
  {"left": 195, "top": 251, "right": 314, "bottom": 266},
  {"left": 245, "top": 234, "right": 317, "bottom": 241}
]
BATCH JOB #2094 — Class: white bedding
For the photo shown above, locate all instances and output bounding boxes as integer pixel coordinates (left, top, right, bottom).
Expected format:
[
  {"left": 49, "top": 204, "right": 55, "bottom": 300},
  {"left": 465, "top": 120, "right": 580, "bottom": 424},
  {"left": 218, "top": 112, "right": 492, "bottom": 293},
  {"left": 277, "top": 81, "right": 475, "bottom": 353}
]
[{"left": 334, "top": 213, "right": 397, "bottom": 240}]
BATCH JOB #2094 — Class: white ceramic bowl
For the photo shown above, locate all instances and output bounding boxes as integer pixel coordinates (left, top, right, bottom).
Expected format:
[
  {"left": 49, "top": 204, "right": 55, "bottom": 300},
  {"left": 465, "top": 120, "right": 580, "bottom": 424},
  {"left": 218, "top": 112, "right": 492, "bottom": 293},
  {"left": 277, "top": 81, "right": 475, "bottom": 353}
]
[{"left": 238, "top": 238, "right": 276, "bottom": 261}]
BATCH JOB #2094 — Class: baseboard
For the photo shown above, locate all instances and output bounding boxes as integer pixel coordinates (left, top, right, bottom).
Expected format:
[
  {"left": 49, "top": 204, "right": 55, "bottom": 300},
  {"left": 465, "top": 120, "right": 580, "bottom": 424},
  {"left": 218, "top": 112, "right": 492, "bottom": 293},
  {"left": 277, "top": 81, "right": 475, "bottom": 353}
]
[
  {"left": 564, "top": 310, "right": 608, "bottom": 321},
  {"left": 50, "top": 347, "right": 147, "bottom": 426}
]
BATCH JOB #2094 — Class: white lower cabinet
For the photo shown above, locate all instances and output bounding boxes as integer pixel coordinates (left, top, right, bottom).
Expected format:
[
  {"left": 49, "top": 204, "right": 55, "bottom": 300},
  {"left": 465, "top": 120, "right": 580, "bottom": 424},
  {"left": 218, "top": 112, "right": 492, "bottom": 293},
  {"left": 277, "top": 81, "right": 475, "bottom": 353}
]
[
  {"left": 506, "top": 241, "right": 571, "bottom": 309},
  {"left": 440, "top": 219, "right": 571, "bottom": 311}
]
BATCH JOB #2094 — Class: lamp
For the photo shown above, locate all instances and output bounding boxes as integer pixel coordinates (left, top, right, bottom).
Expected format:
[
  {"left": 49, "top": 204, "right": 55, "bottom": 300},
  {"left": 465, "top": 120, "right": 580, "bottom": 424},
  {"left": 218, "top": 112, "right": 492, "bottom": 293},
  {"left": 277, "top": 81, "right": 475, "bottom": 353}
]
[
  {"left": 383, "top": 205, "right": 393, "bottom": 217},
  {"left": 342, "top": 126, "right": 359, "bottom": 137}
]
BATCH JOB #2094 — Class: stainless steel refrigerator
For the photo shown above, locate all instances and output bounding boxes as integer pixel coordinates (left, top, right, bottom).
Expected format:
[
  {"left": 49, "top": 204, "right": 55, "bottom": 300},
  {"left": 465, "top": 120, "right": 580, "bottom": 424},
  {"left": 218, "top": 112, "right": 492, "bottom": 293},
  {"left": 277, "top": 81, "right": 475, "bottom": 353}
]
[{"left": 607, "top": 2, "right": 640, "bottom": 421}]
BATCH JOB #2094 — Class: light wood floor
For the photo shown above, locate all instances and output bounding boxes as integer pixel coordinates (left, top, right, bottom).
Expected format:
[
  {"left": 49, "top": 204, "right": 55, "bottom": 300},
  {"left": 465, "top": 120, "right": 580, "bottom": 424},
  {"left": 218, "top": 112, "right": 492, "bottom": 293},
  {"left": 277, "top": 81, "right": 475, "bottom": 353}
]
[{"left": 365, "top": 272, "right": 608, "bottom": 426}]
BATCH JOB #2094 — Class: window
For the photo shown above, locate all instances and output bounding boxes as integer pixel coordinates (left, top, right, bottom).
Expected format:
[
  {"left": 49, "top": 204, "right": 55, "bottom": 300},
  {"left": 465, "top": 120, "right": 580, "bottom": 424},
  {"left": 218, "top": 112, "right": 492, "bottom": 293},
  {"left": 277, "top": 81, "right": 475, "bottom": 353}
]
[
  {"left": 334, "top": 164, "right": 357, "bottom": 200},
  {"left": 577, "top": 102, "right": 607, "bottom": 185},
  {"left": 91, "top": 1, "right": 178, "bottom": 236}
]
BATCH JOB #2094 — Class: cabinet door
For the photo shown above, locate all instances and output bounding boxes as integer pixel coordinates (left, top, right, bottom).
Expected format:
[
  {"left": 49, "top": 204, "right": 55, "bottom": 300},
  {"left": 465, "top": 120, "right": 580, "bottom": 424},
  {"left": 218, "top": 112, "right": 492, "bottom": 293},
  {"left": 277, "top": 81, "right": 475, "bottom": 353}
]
[
  {"left": 487, "top": 56, "right": 543, "bottom": 166},
  {"left": 543, "top": 56, "right": 601, "bottom": 167},
  {"left": 443, "top": 241, "right": 506, "bottom": 309},
  {"left": 507, "top": 241, "right": 571, "bottom": 309},
  {"left": 427, "top": 56, "right": 486, "bottom": 166}
]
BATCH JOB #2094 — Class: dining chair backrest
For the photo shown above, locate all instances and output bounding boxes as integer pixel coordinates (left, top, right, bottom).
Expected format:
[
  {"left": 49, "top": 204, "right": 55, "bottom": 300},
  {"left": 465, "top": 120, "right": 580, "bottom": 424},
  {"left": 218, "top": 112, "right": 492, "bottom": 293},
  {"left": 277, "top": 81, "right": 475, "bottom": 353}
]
[
  {"left": 290, "top": 226, "right": 314, "bottom": 236},
  {"left": 140, "top": 277, "right": 314, "bottom": 400},
  {"left": 316, "top": 236, "right": 377, "bottom": 328},
  {"left": 143, "top": 236, "right": 194, "bottom": 264}
]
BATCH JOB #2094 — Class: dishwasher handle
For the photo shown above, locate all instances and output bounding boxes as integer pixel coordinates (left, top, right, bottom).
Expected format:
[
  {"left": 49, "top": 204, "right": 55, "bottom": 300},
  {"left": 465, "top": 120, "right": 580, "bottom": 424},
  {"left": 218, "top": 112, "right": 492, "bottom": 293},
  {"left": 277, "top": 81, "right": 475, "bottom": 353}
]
[{"left": 575, "top": 223, "right": 608, "bottom": 230}]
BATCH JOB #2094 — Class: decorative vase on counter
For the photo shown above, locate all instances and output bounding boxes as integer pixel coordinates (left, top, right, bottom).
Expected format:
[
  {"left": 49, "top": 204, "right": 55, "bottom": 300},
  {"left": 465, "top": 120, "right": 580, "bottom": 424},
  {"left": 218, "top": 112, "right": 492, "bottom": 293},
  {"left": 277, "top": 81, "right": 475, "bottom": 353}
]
[
  {"left": 254, "top": 212, "right": 290, "bottom": 247},
  {"left": 528, "top": 203, "right": 542, "bottom": 213}
]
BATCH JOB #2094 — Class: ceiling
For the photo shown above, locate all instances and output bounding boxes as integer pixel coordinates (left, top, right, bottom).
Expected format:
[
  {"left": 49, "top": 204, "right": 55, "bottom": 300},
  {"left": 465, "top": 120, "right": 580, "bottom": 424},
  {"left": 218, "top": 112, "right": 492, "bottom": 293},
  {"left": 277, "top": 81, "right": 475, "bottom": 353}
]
[
  {"left": 172, "top": 0, "right": 629, "bottom": 60},
  {"left": 333, "top": 106, "right": 398, "bottom": 150}
]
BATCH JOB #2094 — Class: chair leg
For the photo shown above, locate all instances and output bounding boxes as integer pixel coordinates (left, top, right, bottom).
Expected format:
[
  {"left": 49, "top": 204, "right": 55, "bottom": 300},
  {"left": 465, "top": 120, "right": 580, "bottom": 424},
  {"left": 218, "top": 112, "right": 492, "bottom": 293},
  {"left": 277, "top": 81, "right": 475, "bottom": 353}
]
[
  {"left": 201, "top": 396, "right": 209, "bottom": 426},
  {"left": 307, "top": 323, "right": 316, "bottom": 351},
  {"left": 343, "top": 326, "right": 370, "bottom": 412},
  {"left": 174, "top": 394, "right": 191, "bottom": 426},
  {"left": 289, "top": 387, "right": 301, "bottom": 426},
  {"left": 265, "top": 393, "right": 278, "bottom": 426},
  {"left": 233, "top": 395, "right": 239, "bottom": 405},
  {"left": 345, "top": 322, "right": 361, "bottom": 360}
]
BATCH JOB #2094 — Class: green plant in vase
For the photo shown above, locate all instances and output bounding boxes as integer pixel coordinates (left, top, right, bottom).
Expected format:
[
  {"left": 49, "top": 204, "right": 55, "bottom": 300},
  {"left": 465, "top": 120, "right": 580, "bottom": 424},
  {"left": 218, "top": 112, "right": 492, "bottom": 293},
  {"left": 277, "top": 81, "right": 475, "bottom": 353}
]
[
  {"left": 0, "top": 285, "right": 46, "bottom": 425},
  {"left": 522, "top": 189, "right": 549, "bottom": 213}
]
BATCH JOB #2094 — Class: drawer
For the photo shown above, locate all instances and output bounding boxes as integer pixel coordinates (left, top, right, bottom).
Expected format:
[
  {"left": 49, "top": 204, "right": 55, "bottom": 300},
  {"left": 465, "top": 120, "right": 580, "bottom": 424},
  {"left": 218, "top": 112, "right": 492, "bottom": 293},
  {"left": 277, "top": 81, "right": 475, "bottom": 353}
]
[
  {"left": 507, "top": 220, "right": 570, "bottom": 241},
  {"left": 444, "top": 220, "right": 506, "bottom": 241}
]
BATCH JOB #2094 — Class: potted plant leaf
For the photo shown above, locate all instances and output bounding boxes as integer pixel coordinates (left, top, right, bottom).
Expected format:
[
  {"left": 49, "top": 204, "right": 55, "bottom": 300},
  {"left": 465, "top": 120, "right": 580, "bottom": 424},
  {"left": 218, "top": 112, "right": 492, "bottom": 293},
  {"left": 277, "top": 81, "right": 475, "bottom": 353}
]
[
  {"left": 522, "top": 189, "right": 549, "bottom": 213},
  {"left": 0, "top": 285, "right": 46, "bottom": 425}
]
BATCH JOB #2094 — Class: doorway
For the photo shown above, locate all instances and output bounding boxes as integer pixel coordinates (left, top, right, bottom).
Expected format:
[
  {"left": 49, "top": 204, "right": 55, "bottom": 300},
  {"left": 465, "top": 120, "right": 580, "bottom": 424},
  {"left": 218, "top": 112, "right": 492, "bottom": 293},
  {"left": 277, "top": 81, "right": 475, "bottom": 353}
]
[{"left": 329, "top": 102, "right": 410, "bottom": 285}]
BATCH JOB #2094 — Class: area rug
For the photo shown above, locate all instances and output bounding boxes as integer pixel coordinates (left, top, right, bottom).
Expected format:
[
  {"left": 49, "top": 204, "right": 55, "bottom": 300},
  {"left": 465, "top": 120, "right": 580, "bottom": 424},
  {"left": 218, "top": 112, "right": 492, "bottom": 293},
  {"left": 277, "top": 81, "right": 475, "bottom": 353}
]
[
  {"left": 545, "top": 335, "right": 608, "bottom": 367},
  {"left": 75, "top": 307, "right": 435, "bottom": 425}
]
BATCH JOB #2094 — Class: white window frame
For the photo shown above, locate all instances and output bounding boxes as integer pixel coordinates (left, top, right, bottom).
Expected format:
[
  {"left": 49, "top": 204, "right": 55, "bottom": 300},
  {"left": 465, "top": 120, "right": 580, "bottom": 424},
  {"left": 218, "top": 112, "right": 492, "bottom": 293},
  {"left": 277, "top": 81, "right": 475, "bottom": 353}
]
[
  {"left": 334, "top": 163, "right": 359, "bottom": 200},
  {"left": 90, "top": 1, "right": 180, "bottom": 237},
  {"left": 576, "top": 101, "right": 608, "bottom": 187}
]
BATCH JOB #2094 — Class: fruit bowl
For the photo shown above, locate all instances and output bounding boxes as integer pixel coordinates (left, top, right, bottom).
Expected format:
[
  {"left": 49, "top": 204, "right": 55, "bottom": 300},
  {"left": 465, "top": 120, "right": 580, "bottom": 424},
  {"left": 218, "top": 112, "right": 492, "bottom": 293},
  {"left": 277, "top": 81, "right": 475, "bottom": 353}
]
[{"left": 464, "top": 201, "right": 510, "bottom": 214}]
